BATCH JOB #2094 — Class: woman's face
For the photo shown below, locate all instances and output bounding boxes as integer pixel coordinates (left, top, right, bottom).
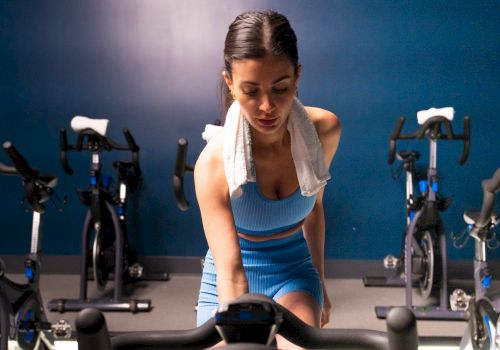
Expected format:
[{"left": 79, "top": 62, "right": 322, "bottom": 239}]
[{"left": 224, "top": 54, "right": 301, "bottom": 136}]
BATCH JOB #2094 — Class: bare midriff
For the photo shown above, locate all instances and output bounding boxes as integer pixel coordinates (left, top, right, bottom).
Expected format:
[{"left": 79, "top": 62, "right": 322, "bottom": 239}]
[{"left": 237, "top": 220, "right": 304, "bottom": 242}]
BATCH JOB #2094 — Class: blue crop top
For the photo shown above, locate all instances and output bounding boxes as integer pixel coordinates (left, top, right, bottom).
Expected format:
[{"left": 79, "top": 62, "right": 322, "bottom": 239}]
[{"left": 230, "top": 182, "right": 316, "bottom": 236}]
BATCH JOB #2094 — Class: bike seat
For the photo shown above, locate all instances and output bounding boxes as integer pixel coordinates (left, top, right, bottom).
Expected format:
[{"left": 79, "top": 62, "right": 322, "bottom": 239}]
[
  {"left": 396, "top": 150, "right": 420, "bottom": 163},
  {"left": 463, "top": 210, "right": 500, "bottom": 226}
]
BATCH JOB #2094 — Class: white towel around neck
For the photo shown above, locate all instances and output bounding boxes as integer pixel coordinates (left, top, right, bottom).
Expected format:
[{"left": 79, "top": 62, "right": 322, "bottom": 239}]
[{"left": 202, "top": 97, "right": 331, "bottom": 198}]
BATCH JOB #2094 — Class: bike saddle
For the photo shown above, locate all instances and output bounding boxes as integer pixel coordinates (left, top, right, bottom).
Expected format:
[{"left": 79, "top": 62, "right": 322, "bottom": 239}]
[
  {"left": 396, "top": 150, "right": 420, "bottom": 163},
  {"left": 464, "top": 210, "right": 500, "bottom": 227}
]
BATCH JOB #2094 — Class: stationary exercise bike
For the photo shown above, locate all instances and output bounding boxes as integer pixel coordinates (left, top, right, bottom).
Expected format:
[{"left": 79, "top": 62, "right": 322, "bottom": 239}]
[
  {"left": 0, "top": 141, "right": 61, "bottom": 350},
  {"left": 47, "top": 116, "right": 167, "bottom": 313},
  {"left": 74, "top": 293, "right": 420, "bottom": 350},
  {"left": 363, "top": 149, "right": 422, "bottom": 288},
  {"left": 451, "top": 168, "right": 500, "bottom": 349},
  {"left": 373, "top": 107, "right": 471, "bottom": 320}
]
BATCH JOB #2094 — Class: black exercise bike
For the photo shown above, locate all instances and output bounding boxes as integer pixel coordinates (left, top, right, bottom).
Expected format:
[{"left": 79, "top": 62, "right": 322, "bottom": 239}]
[
  {"left": 371, "top": 110, "right": 470, "bottom": 320},
  {"left": 47, "top": 116, "right": 167, "bottom": 313},
  {"left": 0, "top": 141, "right": 61, "bottom": 350},
  {"left": 451, "top": 167, "right": 500, "bottom": 350}
]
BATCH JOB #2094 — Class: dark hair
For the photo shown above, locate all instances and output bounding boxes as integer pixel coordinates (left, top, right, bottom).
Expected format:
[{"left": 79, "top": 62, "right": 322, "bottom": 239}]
[{"left": 219, "top": 10, "right": 299, "bottom": 116}]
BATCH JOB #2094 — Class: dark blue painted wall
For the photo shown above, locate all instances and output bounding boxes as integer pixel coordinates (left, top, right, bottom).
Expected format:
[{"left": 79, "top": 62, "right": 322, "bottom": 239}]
[{"left": 1, "top": 1, "right": 499, "bottom": 260}]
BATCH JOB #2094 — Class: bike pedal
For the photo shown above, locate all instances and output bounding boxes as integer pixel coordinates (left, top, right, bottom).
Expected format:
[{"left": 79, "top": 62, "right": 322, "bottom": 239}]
[
  {"left": 383, "top": 255, "right": 399, "bottom": 269},
  {"left": 450, "top": 289, "right": 471, "bottom": 311},
  {"left": 52, "top": 319, "right": 72, "bottom": 339},
  {"left": 129, "top": 262, "right": 144, "bottom": 278}
]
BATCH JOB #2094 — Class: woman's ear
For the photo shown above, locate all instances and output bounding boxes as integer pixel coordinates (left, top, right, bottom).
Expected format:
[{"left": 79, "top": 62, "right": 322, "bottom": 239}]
[
  {"left": 295, "top": 65, "right": 303, "bottom": 83},
  {"left": 222, "top": 71, "right": 233, "bottom": 91}
]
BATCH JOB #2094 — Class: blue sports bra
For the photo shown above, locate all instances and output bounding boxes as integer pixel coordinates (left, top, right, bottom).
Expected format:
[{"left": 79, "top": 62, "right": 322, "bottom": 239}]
[{"left": 230, "top": 182, "right": 316, "bottom": 236}]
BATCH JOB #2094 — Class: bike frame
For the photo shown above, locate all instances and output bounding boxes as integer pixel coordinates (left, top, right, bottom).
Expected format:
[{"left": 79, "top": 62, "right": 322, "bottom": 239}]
[
  {"left": 375, "top": 113, "right": 470, "bottom": 321},
  {"left": 0, "top": 143, "right": 57, "bottom": 350}
]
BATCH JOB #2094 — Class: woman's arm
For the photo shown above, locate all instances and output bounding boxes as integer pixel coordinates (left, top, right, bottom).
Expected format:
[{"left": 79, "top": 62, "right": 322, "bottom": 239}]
[
  {"left": 302, "top": 107, "right": 341, "bottom": 326},
  {"left": 194, "top": 136, "right": 249, "bottom": 302}
]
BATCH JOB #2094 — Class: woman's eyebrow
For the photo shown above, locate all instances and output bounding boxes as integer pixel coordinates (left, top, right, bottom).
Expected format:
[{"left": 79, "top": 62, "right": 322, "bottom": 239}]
[
  {"left": 240, "top": 75, "right": 291, "bottom": 86},
  {"left": 272, "top": 75, "right": 291, "bottom": 84}
]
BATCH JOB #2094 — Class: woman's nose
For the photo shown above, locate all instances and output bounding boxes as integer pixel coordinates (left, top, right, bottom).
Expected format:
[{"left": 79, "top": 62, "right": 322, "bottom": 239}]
[{"left": 259, "top": 94, "right": 275, "bottom": 114}]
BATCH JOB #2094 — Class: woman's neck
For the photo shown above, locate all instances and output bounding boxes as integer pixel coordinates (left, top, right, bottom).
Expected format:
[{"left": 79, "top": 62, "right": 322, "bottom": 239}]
[{"left": 250, "top": 125, "right": 290, "bottom": 153}]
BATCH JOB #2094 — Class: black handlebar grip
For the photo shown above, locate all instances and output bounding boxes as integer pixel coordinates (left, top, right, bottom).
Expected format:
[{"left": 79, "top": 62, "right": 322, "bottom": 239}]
[
  {"left": 471, "top": 168, "right": 500, "bottom": 236},
  {"left": 3, "top": 141, "right": 38, "bottom": 180},
  {"left": 60, "top": 128, "right": 74, "bottom": 175},
  {"left": 122, "top": 128, "right": 142, "bottom": 176},
  {"left": 122, "top": 128, "right": 139, "bottom": 151},
  {"left": 388, "top": 117, "right": 405, "bottom": 164},
  {"left": 76, "top": 308, "right": 113, "bottom": 350},
  {"left": 458, "top": 116, "right": 471, "bottom": 166},
  {"left": 386, "top": 307, "right": 418, "bottom": 350},
  {"left": 174, "top": 138, "right": 190, "bottom": 211}
]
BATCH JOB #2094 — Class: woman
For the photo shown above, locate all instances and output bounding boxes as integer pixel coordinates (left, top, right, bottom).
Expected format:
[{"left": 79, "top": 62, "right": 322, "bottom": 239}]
[{"left": 195, "top": 10, "right": 341, "bottom": 348}]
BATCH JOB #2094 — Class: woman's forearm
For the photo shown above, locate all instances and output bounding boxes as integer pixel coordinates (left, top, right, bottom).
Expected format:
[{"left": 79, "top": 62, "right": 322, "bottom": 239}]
[{"left": 303, "top": 203, "right": 326, "bottom": 281}]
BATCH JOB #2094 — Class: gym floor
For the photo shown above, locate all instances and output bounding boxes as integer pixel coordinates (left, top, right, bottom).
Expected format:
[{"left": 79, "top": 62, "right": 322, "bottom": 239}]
[{"left": 19, "top": 272, "right": 481, "bottom": 349}]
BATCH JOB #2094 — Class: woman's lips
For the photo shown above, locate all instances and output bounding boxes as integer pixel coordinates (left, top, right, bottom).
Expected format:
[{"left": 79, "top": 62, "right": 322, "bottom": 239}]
[{"left": 257, "top": 118, "right": 278, "bottom": 127}]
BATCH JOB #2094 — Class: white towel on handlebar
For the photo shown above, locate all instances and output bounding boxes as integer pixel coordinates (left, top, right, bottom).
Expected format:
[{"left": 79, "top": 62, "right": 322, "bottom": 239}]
[
  {"left": 202, "top": 97, "right": 330, "bottom": 198},
  {"left": 71, "top": 116, "right": 109, "bottom": 136},
  {"left": 416, "top": 107, "right": 454, "bottom": 125}
]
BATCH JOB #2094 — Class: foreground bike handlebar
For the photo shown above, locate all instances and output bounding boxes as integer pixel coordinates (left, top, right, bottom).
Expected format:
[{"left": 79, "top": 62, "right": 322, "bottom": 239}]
[
  {"left": 388, "top": 115, "right": 471, "bottom": 165},
  {"left": 469, "top": 167, "right": 500, "bottom": 237},
  {"left": 76, "top": 294, "right": 418, "bottom": 350},
  {"left": 60, "top": 127, "right": 141, "bottom": 176}
]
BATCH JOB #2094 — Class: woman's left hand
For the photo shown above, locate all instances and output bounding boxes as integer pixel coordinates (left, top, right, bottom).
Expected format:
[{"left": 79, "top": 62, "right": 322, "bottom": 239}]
[{"left": 321, "top": 283, "right": 331, "bottom": 327}]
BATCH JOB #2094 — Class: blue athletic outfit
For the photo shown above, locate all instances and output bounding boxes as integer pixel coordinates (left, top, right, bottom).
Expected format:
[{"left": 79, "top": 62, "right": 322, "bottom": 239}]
[{"left": 196, "top": 181, "right": 323, "bottom": 326}]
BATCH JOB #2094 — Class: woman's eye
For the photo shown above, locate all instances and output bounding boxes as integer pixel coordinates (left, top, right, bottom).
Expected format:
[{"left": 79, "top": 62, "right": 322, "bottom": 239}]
[
  {"left": 243, "top": 90, "right": 258, "bottom": 97},
  {"left": 273, "top": 87, "right": 289, "bottom": 94}
]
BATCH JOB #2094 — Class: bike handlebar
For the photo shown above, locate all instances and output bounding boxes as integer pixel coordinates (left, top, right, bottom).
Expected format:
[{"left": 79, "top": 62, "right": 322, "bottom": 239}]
[
  {"left": 388, "top": 115, "right": 471, "bottom": 165},
  {"left": 60, "top": 126, "right": 141, "bottom": 176},
  {"left": 173, "top": 138, "right": 194, "bottom": 211},
  {"left": 3, "top": 141, "right": 39, "bottom": 180},
  {"left": 470, "top": 167, "right": 500, "bottom": 237},
  {"left": 1, "top": 141, "right": 58, "bottom": 213},
  {"left": 76, "top": 294, "right": 418, "bottom": 350}
]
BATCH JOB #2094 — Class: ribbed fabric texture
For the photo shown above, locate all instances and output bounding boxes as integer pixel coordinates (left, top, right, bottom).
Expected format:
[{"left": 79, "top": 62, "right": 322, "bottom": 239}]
[
  {"left": 230, "top": 182, "right": 316, "bottom": 235},
  {"left": 196, "top": 181, "right": 322, "bottom": 326},
  {"left": 196, "top": 230, "right": 323, "bottom": 326}
]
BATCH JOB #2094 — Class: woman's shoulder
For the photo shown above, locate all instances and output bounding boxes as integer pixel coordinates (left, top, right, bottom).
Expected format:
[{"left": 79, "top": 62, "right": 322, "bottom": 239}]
[
  {"left": 196, "top": 131, "right": 224, "bottom": 170},
  {"left": 304, "top": 106, "right": 341, "bottom": 143},
  {"left": 194, "top": 131, "right": 226, "bottom": 187}
]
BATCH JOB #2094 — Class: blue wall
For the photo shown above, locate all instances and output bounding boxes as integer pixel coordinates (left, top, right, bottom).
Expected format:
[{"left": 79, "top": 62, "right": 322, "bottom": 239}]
[{"left": 1, "top": 1, "right": 499, "bottom": 260}]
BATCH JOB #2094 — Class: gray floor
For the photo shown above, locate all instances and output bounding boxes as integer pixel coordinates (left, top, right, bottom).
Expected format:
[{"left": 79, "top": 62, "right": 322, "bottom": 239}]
[{"left": 30, "top": 273, "right": 470, "bottom": 339}]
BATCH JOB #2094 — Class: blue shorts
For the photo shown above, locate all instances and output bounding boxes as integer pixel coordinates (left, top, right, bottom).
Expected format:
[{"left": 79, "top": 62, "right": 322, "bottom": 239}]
[{"left": 196, "top": 229, "right": 323, "bottom": 326}]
